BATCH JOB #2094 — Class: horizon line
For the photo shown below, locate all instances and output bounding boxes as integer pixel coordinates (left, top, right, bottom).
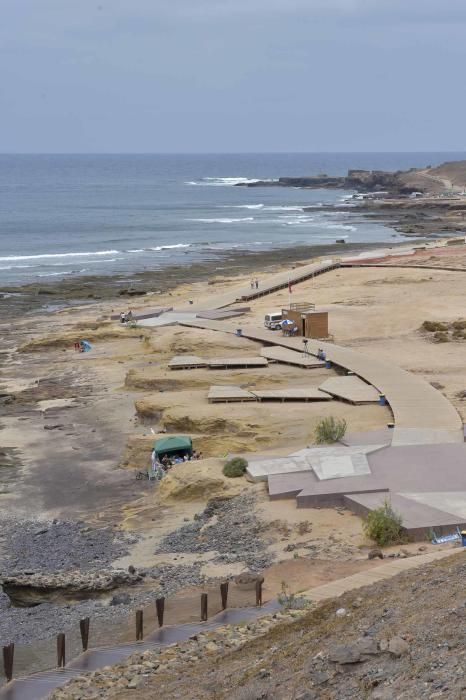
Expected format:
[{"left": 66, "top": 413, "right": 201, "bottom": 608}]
[{"left": 1, "top": 150, "right": 466, "bottom": 156}]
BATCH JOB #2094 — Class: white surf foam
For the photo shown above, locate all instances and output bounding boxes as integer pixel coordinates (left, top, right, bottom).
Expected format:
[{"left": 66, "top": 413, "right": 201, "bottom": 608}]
[
  {"left": 187, "top": 177, "right": 277, "bottom": 187},
  {"left": 149, "top": 243, "right": 191, "bottom": 251},
  {"left": 0, "top": 250, "right": 119, "bottom": 262},
  {"left": 187, "top": 217, "right": 254, "bottom": 224}
]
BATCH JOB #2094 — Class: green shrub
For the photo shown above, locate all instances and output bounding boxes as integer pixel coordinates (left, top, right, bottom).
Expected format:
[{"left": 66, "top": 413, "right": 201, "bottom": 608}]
[
  {"left": 223, "top": 457, "right": 248, "bottom": 478},
  {"left": 433, "top": 331, "right": 449, "bottom": 343},
  {"left": 363, "top": 500, "right": 406, "bottom": 546},
  {"left": 278, "top": 581, "right": 311, "bottom": 610},
  {"left": 315, "top": 416, "right": 347, "bottom": 444},
  {"left": 422, "top": 320, "right": 449, "bottom": 332},
  {"left": 452, "top": 320, "right": 466, "bottom": 330}
]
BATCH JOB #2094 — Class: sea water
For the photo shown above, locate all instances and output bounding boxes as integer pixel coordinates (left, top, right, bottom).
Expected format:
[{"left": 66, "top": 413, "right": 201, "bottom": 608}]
[{"left": 0, "top": 152, "right": 463, "bottom": 285}]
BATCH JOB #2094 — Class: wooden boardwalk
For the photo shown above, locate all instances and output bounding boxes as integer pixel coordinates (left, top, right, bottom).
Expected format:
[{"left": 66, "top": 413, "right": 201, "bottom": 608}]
[
  {"left": 208, "top": 357, "right": 268, "bottom": 369},
  {"left": 252, "top": 388, "right": 331, "bottom": 402},
  {"left": 207, "top": 385, "right": 257, "bottom": 403},
  {"left": 319, "top": 375, "right": 380, "bottom": 404},
  {"left": 169, "top": 355, "right": 206, "bottom": 370},
  {"left": 180, "top": 319, "right": 463, "bottom": 446},
  {"left": 260, "top": 346, "right": 326, "bottom": 369},
  {"left": 301, "top": 548, "right": 463, "bottom": 602}
]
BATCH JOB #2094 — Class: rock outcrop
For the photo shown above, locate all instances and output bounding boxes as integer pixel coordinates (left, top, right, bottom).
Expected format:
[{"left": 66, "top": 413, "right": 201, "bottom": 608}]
[{"left": 1, "top": 570, "right": 143, "bottom": 607}]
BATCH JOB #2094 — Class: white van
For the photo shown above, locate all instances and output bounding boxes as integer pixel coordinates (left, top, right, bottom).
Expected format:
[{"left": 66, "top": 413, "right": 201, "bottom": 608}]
[{"left": 264, "top": 311, "right": 283, "bottom": 330}]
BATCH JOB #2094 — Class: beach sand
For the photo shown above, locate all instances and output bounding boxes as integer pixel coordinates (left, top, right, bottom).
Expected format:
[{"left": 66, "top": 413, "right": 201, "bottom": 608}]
[{"left": 1, "top": 240, "right": 465, "bottom": 648}]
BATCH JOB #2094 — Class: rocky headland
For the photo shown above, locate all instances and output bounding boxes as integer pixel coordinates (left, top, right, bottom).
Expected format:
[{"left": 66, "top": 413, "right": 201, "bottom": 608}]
[{"left": 238, "top": 160, "right": 466, "bottom": 238}]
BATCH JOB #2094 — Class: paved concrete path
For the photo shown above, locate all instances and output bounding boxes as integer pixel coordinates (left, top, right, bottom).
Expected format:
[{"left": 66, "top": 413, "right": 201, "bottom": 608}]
[{"left": 301, "top": 548, "right": 463, "bottom": 602}]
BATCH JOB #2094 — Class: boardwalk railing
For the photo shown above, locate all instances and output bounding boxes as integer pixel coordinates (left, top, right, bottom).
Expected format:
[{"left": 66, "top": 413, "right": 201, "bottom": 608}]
[{"left": 0, "top": 579, "right": 265, "bottom": 694}]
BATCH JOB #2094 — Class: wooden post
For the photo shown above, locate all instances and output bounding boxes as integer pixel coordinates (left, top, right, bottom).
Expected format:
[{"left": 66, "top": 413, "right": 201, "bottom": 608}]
[
  {"left": 79, "top": 617, "right": 90, "bottom": 652},
  {"left": 2, "top": 643, "right": 14, "bottom": 682},
  {"left": 255, "top": 579, "right": 263, "bottom": 607},
  {"left": 57, "top": 633, "right": 66, "bottom": 668},
  {"left": 200, "top": 593, "right": 208, "bottom": 621},
  {"left": 136, "top": 610, "right": 144, "bottom": 641},
  {"left": 155, "top": 597, "right": 165, "bottom": 628},
  {"left": 220, "top": 582, "right": 229, "bottom": 610}
]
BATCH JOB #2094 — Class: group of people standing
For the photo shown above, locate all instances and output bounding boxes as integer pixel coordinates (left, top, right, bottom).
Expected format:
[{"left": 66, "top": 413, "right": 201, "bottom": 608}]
[
  {"left": 150, "top": 450, "right": 203, "bottom": 480},
  {"left": 119, "top": 310, "right": 134, "bottom": 324},
  {"left": 250, "top": 278, "right": 259, "bottom": 290}
]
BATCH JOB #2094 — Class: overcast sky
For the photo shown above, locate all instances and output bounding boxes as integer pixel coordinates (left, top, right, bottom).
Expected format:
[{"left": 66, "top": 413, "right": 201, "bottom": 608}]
[{"left": 2, "top": 0, "right": 466, "bottom": 153}]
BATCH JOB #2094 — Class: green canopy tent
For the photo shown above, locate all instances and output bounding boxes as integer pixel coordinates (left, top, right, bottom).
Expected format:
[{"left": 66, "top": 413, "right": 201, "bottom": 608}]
[{"left": 154, "top": 436, "right": 193, "bottom": 459}]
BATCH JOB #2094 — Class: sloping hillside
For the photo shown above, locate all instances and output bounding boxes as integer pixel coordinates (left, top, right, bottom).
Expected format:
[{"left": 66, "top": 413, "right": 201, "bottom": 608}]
[{"left": 51, "top": 551, "right": 466, "bottom": 699}]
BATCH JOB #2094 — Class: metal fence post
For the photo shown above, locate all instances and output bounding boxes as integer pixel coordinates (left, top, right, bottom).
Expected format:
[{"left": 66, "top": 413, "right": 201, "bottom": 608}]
[
  {"left": 136, "top": 610, "right": 144, "bottom": 641},
  {"left": 220, "top": 582, "right": 229, "bottom": 610},
  {"left": 2, "top": 643, "right": 14, "bottom": 682},
  {"left": 79, "top": 617, "right": 90, "bottom": 652},
  {"left": 201, "top": 593, "right": 208, "bottom": 621},
  {"left": 57, "top": 633, "right": 66, "bottom": 668},
  {"left": 156, "top": 597, "right": 165, "bottom": 628},
  {"left": 255, "top": 579, "right": 263, "bottom": 607}
]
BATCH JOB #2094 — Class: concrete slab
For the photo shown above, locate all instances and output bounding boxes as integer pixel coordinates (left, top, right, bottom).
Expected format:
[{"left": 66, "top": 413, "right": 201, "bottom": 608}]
[
  {"left": 402, "top": 492, "right": 466, "bottom": 521},
  {"left": 313, "top": 454, "right": 370, "bottom": 480},
  {"left": 246, "top": 455, "right": 314, "bottom": 482},
  {"left": 139, "top": 312, "right": 198, "bottom": 327},
  {"left": 319, "top": 375, "right": 380, "bottom": 404},
  {"left": 344, "top": 492, "right": 464, "bottom": 536}
]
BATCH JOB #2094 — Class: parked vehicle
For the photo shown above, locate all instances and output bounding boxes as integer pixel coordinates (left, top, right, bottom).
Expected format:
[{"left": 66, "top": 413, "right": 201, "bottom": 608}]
[{"left": 264, "top": 311, "right": 283, "bottom": 330}]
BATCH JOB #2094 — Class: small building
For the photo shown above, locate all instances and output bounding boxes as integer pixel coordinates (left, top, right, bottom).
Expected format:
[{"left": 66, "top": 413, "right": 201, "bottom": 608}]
[{"left": 282, "top": 302, "right": 328, "bottom": 339}]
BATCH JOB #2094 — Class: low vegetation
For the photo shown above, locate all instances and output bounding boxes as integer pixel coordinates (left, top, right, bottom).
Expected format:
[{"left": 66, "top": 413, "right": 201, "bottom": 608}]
[
  {"left": 421, "top": 318, "right": 466, "bottom": 342},
  {"left": 223, "top": 457, "right": 248, "bottom": 478},
  {"left": 277, "top": 581, "right": 311, "bottom": 610},
  {"left": 315, "top": 416, "right": 347, "bottom": 444},
  {"left": 363, "top": 500, "right": 406, "bottom": 546}
]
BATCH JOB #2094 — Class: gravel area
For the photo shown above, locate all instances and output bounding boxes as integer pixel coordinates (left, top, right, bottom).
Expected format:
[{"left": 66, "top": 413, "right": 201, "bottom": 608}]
[
  {"left": 156, "top": 494, "right": 274, "bottom": 572},
  {"left": 0, "top": 496, "right": 272, "bottom": 651},
  {"left": 0, "top": 518, "right": 134, "bottom": 574}
]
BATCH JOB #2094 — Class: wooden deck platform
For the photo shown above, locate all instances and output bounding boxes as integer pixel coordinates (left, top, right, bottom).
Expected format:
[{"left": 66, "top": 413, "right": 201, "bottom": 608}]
[
  {"left": 207, "top": 357, "right": 268, "bottom": 369},
  {"left": 252, "top": 388, "right": 331, "bottom": 402},
  {"left": 207, "top": 385, "right": 257, "bottom": 403},
  {"left": 319, "top": 375, "right": 380, "bottom": 404},
  {"left": 168, "top": 355, "right": 207, "bottom": 370},
  {"left": 260, "top": 346, "right": 326, "bottom": 369}
]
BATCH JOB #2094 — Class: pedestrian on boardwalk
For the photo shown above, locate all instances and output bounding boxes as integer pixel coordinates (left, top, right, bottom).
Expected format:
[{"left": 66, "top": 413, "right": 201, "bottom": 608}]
[
  {"left": 250, "top": 279, "right": 254, "bottom": 290},
  {"left": 255, "top": 278, "right": 259, "bottom": 289}
]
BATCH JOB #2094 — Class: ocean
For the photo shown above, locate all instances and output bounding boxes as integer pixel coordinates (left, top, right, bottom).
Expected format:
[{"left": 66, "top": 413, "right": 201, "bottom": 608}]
[{"left": 0, "top": 152, "right": 463, "bottom": 286}]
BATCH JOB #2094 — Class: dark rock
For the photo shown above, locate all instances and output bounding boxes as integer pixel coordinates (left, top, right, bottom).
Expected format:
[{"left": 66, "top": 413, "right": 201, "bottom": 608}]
[
  {"left": 110, "top": 593, "right": 131, "bottom": 606},
  {"left": 368, "top": 548, "right": 384, "bottom": 560},
  {"left": 329, "top": 644, "right": 362, "bottom": 664}
]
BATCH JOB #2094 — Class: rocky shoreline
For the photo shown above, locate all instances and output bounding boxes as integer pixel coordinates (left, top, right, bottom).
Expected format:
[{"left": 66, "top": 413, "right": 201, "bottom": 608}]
[
  {"left": 0, "top": 495, "right": 273, "bottom": 649},
  {"left": 0, "top": 240, "right": 408, "bottom": 322}
]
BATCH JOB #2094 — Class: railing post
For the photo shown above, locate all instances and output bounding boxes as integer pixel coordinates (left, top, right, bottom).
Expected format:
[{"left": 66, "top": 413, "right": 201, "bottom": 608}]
[
  {"left": 201, "top": 593, "right": 208, "bottom": 621},
  {"left": 79, "top": 617, "right": 90, "bottom": 652},
  {"left": 220, "top": 582, "right": 229, "bottom": 610},
  {"left": 155, "top": 597, "right": 165, "bottom": 628},
  {"left": 2, "top": 643, "right": 14, "bottom": 682},
  {"left": 136, "top": 610, "right": 144, "bottom": 641},
  {"left": 255, "top": 579, "right": 263, "bottom": 607},
  {"left": 57, "top": 633, "right": 66, "bottom": 668}
]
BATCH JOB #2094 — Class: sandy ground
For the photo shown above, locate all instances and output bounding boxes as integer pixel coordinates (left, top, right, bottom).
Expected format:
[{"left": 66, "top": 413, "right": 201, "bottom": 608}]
[{"left": 1, "top": 242, "right": 465, "bottom": 626}]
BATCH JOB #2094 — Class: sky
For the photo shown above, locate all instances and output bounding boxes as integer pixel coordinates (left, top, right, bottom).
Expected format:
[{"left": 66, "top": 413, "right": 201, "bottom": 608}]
[{"left": 2, "top": 0, "right": 466, "bottom": 153}]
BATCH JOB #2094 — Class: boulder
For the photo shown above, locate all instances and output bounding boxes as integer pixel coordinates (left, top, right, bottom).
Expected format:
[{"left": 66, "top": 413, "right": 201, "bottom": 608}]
[
  {"left": 388, "top": 636, "right": 410, "bottom": 657},
  {"left": 1, "top": 570, "right": 142, "bottom": 607}
]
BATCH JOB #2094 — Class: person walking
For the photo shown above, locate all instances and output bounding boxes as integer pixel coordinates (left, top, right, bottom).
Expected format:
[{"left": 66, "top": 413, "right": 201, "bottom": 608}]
[
  {"left": 250, "top": 279, "right": 254, "bottom": 290},
  {"left": 255, "top": 278, "right": 259, "bottom": 289}
]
